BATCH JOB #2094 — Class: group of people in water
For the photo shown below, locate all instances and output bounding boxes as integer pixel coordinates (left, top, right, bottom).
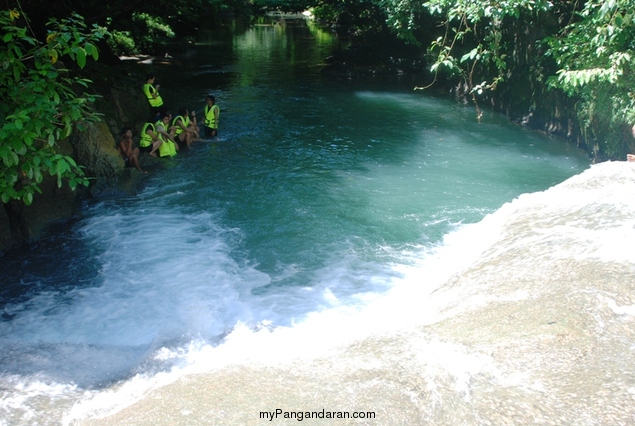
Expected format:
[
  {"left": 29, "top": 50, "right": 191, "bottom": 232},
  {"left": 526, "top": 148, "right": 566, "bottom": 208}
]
[
  {"left": 121, "top": 74, "right": 635, "bottom": 171},
  {"left": 118, "top": 74, "right": 220, "bottom": 172}
]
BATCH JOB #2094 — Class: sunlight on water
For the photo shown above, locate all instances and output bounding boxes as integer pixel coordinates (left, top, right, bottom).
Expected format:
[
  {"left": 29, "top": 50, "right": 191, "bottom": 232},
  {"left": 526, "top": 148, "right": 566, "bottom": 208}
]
[
  {"left": 0, "top": 17, "right": 607, "bottom": 426},
  {"left": 63, "top": 162, "right": 635, "bottom": 426}
]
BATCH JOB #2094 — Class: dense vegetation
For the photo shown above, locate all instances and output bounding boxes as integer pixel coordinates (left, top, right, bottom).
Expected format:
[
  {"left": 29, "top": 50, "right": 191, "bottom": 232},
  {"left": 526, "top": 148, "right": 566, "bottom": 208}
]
[
  {"left": 0, "top": 8, "right": 105, "bottom": 205},
  {"left": 2, "top": 0, "right": 634, "bottom": 204},
  {"left": 384, "top": 0, "right": 635, "bottom": 158}
]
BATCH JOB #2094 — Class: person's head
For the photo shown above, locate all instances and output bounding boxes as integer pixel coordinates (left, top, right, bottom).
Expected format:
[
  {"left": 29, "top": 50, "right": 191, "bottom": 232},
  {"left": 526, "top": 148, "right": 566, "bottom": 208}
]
[
  {"left": 121, "top": 127, "right": 133, "bottom": 138},
  {"left": 161, "top": 111, "right": 171, "bottom": 124},
  {"left": 146, "top": 74, "right": 156, "bottom": 83},
  {"left": 206, "top": 95, "right": 215, "bottom": 105},
  {"left": 178, "top": 107, "right": 188, "bottom": 117},
  {"left": 144, "top": 119, "right": 155, "bottom": 134}
]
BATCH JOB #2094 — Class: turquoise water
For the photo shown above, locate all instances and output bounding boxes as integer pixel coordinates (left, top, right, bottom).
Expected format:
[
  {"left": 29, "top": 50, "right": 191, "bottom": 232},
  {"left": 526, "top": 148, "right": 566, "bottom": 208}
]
[{"left": 0, "top": 17, "right": 591, "bottom": 424}]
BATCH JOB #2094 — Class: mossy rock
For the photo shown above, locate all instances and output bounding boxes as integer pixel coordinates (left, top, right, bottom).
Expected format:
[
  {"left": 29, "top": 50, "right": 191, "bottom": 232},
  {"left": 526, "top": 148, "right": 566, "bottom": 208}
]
[
  {"left": 72, "top": 121, "right": 123, "bottom": 176},
  {"left": 71, "top": 121, "right": 125, "bottom": 197}
]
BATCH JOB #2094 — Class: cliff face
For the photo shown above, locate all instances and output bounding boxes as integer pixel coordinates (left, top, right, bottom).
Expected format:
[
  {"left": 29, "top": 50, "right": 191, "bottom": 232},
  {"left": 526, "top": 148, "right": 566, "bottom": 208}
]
[{"left": 0, "top": 66, "right": 150, "bottom": 254}]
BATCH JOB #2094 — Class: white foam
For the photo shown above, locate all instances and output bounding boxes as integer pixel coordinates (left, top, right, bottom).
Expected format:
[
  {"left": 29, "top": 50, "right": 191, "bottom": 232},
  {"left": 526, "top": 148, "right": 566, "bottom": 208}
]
[{"left": 15, "top": 160, "right": 635, "bottom": 424}]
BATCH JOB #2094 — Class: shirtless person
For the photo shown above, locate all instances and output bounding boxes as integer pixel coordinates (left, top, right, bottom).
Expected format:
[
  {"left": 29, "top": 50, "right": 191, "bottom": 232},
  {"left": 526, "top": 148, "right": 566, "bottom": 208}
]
[{"left": 118, "top": 127, "right": 145, "bottom": 172}]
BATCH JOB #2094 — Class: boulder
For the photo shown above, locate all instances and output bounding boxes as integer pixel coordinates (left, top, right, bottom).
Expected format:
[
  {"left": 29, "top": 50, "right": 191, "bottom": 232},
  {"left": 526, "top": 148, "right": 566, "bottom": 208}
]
[{"left": 71, "top": 121, "right": 126, "bottom": 197}]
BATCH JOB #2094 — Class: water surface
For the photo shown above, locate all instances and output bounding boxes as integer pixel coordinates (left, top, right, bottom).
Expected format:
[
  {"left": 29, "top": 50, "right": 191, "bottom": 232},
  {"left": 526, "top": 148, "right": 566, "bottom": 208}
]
[{"left": 0, "top": 17, "right": 600, "bottom": 425}]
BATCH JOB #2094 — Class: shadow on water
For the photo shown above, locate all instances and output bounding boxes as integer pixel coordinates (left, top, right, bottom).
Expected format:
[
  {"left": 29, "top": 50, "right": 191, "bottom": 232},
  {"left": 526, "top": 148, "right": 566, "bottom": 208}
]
[{"left": 0, "top": 220, "right": 100, "bottom": 304}]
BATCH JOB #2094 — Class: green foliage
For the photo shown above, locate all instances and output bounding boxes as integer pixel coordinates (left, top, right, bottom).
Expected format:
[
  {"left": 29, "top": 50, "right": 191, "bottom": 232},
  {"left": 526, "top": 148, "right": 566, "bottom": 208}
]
[
  {"left": 130, "top": 12, "right": 175, "bottom": 54},
  {"left": 309, "top": 0, "right": 387, "bottom": 35},
  {"left": 0, "top": 10, "right": 107, "bottom": 205},
  {"left": 250, "top": 0, "right": 313, "bottom": 13},
  {"left": 102, "top": 12, "right": 176, "bottom": 56},
  {"left": 545, "top": 0, "right": 635, "bottom": 158},
  {"left": 107, "top": 28, "right": 137, "bottom": 56},
  {"left": 309, "top": 2, "right": 340, "bottom": 23},
  {"left": 377, "top": 0, "right": 635, "bottom": 158},
  {"left": 375, "top": 0, "right": 426, "bottom": 46},
  {"left": 100, "top": 0, "right": 256, "bottom": 56},
  {"left": 422, "top": 0, "right": 551, "bottom": 108}
]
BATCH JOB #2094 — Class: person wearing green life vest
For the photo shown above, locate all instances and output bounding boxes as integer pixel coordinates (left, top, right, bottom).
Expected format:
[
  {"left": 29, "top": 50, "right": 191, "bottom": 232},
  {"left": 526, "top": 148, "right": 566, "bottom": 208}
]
[
  {"left": 139, "top": 119, "right": 162, "bottom": 157},
  {"left": 156, "top": 111, "right": 179, "bottom": 157},
  {"left": 173, "top": 107, "right": 200, "bottom": 148},
  {"left": 203, "top": 95, "right": 220, "bottom": 138},
  {"left": 143, "top": 74, "right": 164, "bottom": 116}
]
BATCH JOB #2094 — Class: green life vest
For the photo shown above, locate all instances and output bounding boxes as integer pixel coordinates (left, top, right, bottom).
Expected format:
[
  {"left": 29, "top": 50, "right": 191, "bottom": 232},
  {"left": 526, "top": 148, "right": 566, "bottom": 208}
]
[
  {"left": 204, "top": 104, "right": 219, "bottom": 129},
  {"left": 155, "top": 120, "right": 177, "bottom": 157},
  {"left": 158, "top": 139, "right": 177, "bottom": 157},
  {"left": 140, "top": 122, "right": 155, "bottom": 148},
  {"left": 172, "top": 115, "right": 190, "bottom": 136},
  {"left": 143, "top": 83, "right": 163, "bottom": 107}
]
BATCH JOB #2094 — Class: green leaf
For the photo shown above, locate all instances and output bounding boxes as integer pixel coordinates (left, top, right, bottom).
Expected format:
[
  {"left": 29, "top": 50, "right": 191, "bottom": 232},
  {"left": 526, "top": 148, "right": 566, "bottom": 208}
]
[
  {"left": 61, "top": 122, "right": 72, "bottom": 139},
  {"left": 76, "top": 48, "right": 87, "bottom": 68},
  {"left": 34, "top": 167, "right": 42, "bottom": 183},
  {"left": 460, "top": 48, "right": 478, "bottom": 63},
  {"left": 85, "top": 42, "right": 99, "bottom": 60},
  {"left": 23, "top": 134, "right": 34, "bottom": 146},
  {"left": 3, "top": 152, "right": 18, "bottom": 167},
  {"left": 49, "top": 48, "right": 59, "bottom": 64},
  {"left": 56, "top": 158, "right": 69, "bottom": 174}
]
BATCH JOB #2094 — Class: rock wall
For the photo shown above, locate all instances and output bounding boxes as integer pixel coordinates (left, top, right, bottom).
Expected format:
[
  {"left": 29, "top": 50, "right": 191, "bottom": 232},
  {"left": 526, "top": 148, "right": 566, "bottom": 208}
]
[
  {"left": 2, "top": 169, "right": 77, "bottom": 247},
  {"left": 72, "top": 121, "right": 125, "bottom": 194}
]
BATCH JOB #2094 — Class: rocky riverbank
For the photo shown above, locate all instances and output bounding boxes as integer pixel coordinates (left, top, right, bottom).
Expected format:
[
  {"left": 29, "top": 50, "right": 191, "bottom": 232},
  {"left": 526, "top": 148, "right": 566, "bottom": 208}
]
[{"left": 0, "top": 62, "right": 154, "bottom": 254}]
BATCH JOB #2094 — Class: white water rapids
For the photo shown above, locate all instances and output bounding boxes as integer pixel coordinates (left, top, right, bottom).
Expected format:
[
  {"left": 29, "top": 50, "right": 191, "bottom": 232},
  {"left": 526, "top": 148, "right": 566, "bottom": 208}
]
[{"left": 53, "top": 161, "right": 635, "bottom": 425}]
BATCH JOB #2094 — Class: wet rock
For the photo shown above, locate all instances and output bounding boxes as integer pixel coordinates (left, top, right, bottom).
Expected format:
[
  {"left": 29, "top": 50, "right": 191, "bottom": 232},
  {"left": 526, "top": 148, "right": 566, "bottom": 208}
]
[
  {"left": 0, "top": 173, "right": 78, "bottom": 253},
  {"left": 0, "top": 205, "right": 13, "bottom": 254},
  {"left": 71, "top": 121, "right": 125, "bottom": 197}
]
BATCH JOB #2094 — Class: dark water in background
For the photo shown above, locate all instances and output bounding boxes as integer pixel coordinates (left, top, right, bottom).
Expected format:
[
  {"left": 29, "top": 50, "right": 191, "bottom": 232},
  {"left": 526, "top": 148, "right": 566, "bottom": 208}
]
[{"left": 0, "top": 17, "right": 606, "bottom": 425}]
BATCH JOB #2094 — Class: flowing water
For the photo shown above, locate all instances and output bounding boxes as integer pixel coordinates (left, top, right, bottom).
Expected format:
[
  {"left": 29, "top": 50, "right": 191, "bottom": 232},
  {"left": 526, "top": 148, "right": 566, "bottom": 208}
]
[{"left": 2, "top": 17, "right": 633, "bottom": 426}]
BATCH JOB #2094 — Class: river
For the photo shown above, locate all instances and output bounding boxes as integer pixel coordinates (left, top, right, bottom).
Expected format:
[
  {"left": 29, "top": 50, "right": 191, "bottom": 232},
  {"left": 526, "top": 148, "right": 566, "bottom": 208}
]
[{"left": 3, "top": 16, "right": 634, "bottom": 426}]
